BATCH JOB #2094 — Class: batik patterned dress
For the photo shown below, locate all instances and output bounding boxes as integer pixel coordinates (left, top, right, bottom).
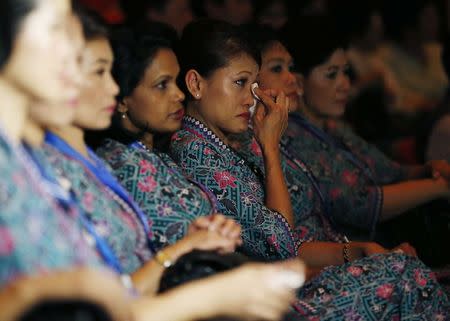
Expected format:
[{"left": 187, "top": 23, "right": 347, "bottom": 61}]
[
  {"left": 170, "top": 117, "right": 450, "bottom": 320},
  {"left": 283, "top": 113, "right": 410, "bottom": 238},
  {"left": 42, "top": 134, "right": 153, "bottom": 274},
  {"left": 0, "top": 129, "right": 103, "bottom": 285},
  {"left": 96, "top": 139, "right": 216, "bottom": 252},
  {"left": 170, "top": 117, "right": 299, "bottom": 261}
]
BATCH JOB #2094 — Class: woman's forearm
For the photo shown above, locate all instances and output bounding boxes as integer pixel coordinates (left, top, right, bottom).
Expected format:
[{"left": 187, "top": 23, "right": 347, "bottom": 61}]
[
  {"left": 381, "top": 178, "right": 449, "bottom": 221},
  {"left": 262, "top": 147, "right": 295, "bottom": 227},
  {"left": 131, "top": 239, "right": 193, "bottom": 295}
]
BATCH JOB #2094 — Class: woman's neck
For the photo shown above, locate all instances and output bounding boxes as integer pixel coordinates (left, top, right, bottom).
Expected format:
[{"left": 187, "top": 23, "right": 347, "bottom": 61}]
[
  {"left": 50, "top": 125, "right": 89, "bottom": 158},
  {"left": 0, "top": 77, "right": 29, "bottom": 144},
  {"left": 300, "top": 104, "right": 327, "bottom": 130},
  {"left": 121, "top": 115, "right": 154, "bottom": 150},
  {"left": 186, "top": 102, "right": 230, "bottom": 145}
]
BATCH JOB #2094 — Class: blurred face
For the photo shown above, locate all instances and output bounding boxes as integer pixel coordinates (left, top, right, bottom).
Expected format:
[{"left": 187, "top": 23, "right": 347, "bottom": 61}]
[
  {"left": 29, "top": 14, "right": 84, "bottom": 128},
  {"left": 258, "top": 1, "right": 288, "bottom": 30},
  {"left": 303, "top": 49, "right": 351, "bottom": 119},
  {"left": 224, "top": 0, "right": 253, "bottom": 25},
  {"left": 74, "top": 38, "right": 119, "bottom": 130},
  {"left": 150, "top": 0, "right": 193, "bottom": 34},
  {"left": 3, "top": 0, "right": 77, "bottom": 105},
  {"left": 258, "top": 41, "right": 301, "bottom": 112},
  {"left": 121, "top": 49, "right": 185, "bottom": 134},
  {"left": 195, "top": 54, "right": 259, "bottom": 136}
]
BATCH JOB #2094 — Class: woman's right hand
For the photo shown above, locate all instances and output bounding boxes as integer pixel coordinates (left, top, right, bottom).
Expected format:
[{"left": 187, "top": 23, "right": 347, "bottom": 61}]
[
  {"left": 210, "top": 260, "right": 305, "bottom": 321},
  {"left": 252, "top": 88, "right": 289, "bottom": 152}
]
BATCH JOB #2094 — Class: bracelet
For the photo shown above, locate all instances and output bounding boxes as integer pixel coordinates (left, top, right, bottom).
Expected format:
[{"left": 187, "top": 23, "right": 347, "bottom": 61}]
[
  {"left": 342, "top": 242, "right": 351, "bottom": 263},
  {"left": 155, "top": 250, "right": 173, "bottom": 268}
]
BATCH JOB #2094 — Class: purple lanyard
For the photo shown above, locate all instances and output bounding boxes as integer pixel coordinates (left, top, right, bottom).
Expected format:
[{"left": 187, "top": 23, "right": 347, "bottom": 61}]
[{"left": 130, "top": 141, "right": 220, "bottom": 213}]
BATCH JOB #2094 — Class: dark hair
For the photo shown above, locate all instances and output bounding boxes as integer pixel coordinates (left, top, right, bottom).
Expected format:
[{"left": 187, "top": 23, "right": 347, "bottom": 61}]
[
  {"left": 18, "top": 300, "right": 113, "bottom": 321},
  {"left": 178, "top": 19, "right": 260, "bottom": 99},
  {"left": 281, "top": 16, "right": 348, "bottom": 76},
  {"left": 95, "top": 27, "right": 173, "bottom": 147},
  {"left": 120, "top": 0, "right": 173, "bottom": 23},
  {"left": 382, "top": 0, "right": 437, "bottom": 42},
  {"left": 331, "top": 0, "right": 381, "bottom": 40},
  {"left": 243, "top": 23, "right": 281, "bottom": 56},
  {"left": 0, "top": 0, "right": 38, "bottom": 69},
  {"left": 73, "top": 4, "right": 109, "bottom": 41}
]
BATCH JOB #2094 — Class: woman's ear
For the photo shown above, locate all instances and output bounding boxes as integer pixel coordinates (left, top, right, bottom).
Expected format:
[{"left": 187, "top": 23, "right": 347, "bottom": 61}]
[
  {"left": 185, "top": 69, "right": 204, "bottom": 100},
  {"left": 117, "top": 99, "right": 129, "bottom": 114}
]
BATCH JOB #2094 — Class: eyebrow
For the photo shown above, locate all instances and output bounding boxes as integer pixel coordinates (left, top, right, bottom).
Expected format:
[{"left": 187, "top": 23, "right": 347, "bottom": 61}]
[
  {"left": 236, "top": 70, "right": 253, "bottom": 76},
  {"left": 95, "top": 58, "right": 112, "bottom": 65},
  {"left": 267, "top": 58, "right": 287, "bottom": 64}
]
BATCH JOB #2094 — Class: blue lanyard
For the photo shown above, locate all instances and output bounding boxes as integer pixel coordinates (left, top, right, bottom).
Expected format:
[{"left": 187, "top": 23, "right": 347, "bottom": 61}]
[
  {"left": 289, "top": 113, "right": 376, "bottom": 183},
  {"left": 45, "top": 132, "right": 156, "bottom": 254},
  {"left": 23, "top": 144, "right": 125, "bottom": 274},
  {"left": 130, "top": 141, "right": 220, "bottom": 213}
]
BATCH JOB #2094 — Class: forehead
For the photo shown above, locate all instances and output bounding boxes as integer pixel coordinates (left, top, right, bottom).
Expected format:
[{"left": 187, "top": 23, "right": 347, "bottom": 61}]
[
  {"left": 84, "top": 38, "right": 113, "bottom": 61},
  {"left": 144, "top": 48, "right": 179, "bottom": 75},
  {"left": 262, "top": 41, "right": 292, "bottom": 62},
  {"left": 225, "top": 54, "right": 259, "bottom": 74},
  {"left": 321, "top": 49, "right": 348, "bottom": 67}
]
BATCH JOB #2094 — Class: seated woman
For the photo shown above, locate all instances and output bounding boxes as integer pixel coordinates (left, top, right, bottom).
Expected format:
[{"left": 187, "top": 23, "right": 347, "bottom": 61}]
[
  {"left": 94, "top": 26, "right": 298, "bottom": 261},
  {"left": 279, "top": 18, "right": 450, "bottom": 240},
  {"left": 0, "top": 2, "right": 304, "bottom": 321},
  {"left": 170, "top": 19, "right": 449, "bottom": 318}
]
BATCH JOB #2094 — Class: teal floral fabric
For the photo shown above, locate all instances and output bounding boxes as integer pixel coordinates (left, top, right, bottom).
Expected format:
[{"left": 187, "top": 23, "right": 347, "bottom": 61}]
[
  {"left": 0, "top": 130, "right": 102, "bottom": 285},
  {"left": 170, "top": 117, "right": 307, "bottom": 260},
  {"left": 96, "top": 139, "right": 214, "bottom": 251},
  {"left": 42, "top": 142, "right": 153, "bottom": 274}
]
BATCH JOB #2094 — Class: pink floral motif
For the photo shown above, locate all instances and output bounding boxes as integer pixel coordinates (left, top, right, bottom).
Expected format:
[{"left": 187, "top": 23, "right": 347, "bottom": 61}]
[
  {"left": 251, "top": 139, "right": 262, "bottom": 156},
  {"left": 347, "top": 266, "right": 363, "bottom": 277},
  {"left": 0, "top": 227, "right": 15, "bottom": 255},
  {"left": 414, "top": 269, "right": 427, "bottom": 287},
  {"left": 203, "top": 148, "right": 214, "bottom": 155},
  {"left": 330, "top": 188, "right": 341, "bottom": 200},
  {"left": 213, "top": 171, "right": 237, "bottom": 189},
  {"left": 342, "top": 169, "right": 358, "bottom": 187},
  {"left": 82, "top": 192, "right": 95, "bottom": 213},
  {"left": 267, "top": 234, "right": 280, "bottom": 250},
  {"left": 137, "top": 175, "right": 157, "bottom": 193},
  {"left": 376, "top": 284, "right": 394, "bottom": 300},
  {"left": 139, "top": 159, "right": 156, "bottom": 175}
]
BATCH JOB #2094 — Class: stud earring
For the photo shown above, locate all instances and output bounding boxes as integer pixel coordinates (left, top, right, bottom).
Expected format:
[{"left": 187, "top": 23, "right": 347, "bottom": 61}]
[
  {"left": 196, "top": 93, "right": 200, "bottom": 98},
  {"left": 121, "top": 113, "right": 126, "bottom": 119}
]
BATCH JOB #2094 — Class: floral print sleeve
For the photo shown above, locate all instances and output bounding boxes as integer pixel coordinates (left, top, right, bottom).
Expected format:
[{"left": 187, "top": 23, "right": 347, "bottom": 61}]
[
  {"left": 285, "top": 115, "right": 383, "bottom": 238},
  {"left": 96, "top": 139, "right": 214, "bottom": 252},
  {"left": 170, "top": 119, "right": 298, "bottom": 261},
  {"left": 333, "top": 122, "right": 408, "bottom": 184},
  {"left": 0, "top": 136, "right": 102, "bottom": 285}
]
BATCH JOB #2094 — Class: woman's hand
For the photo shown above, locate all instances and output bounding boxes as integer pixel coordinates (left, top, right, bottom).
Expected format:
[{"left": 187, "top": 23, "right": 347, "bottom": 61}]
[
  {"left": 208, "top": 260, "right": 306, "bottom": 321},
  {"left": 182, "top": 228, "right": 240, "bottom": 254},
  {"left": 0, "top": 269, "right": 132, "bottom": 321},
  {"left": 188, "top": 214, "right": 243, "bottom": 246},
  {"left": 427, "top": 160, "right": 450, "bottom": 180},
  {"left": 252, "top": 88, "right": 289, "bottom": 152},
  {"left": 349, "top": 242, "right": 418, "bottom": 261}
]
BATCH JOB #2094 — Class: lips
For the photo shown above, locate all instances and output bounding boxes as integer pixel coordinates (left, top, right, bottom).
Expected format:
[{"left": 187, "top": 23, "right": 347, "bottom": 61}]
[
  {"left": 104, "top": 104, "right": 116, "bottom": 113},
  {"left": 170, "top": 108, "right": 185, "bottom": 120},
  {"left": 238, "top": 112, "right": 251, "bottom": 120}
]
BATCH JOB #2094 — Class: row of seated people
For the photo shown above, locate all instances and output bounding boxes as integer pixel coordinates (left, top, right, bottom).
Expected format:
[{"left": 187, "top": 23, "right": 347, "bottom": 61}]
[{"left": 1, "top": 0, "right": 449, "bottom": 320}]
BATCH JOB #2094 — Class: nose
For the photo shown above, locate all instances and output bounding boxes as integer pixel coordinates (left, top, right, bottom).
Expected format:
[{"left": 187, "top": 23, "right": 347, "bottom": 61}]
[
  {"left": 107, "top": 74, "right": 120, "bottom": 97},
  {"left": 338, "top": 73, "right": 351, "bottom": 93},
  {"left": 284, "top": 70, "right": 297, "bottom": 86},
  {"left": 174, "top": 85, "right": 185, "bottom": 102},
  {"left": 244, "top": 87, "right": 255, "bottom": 107}
]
